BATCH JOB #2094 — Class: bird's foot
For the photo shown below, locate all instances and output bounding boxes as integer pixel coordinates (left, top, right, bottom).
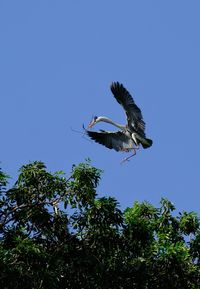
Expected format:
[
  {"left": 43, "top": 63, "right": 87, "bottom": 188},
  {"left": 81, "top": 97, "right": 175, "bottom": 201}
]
[
  {"left": 120, "top": 146, "right": 139, "bottom": 164},
  {"left": 120, "top": 151, "right": 137, "bottom": 164},
  {"left": 120, "top": 157, "right": 131, "bottom": 164}
]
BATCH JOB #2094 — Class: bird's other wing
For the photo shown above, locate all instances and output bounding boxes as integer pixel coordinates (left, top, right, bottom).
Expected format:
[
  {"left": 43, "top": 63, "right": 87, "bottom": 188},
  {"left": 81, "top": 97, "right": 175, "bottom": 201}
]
[
  {"left": 86, "top": 130, "right": 135, "bottom": 152},
  {"left": 110, "top": 82, "right": 145, "bottom": 136}
]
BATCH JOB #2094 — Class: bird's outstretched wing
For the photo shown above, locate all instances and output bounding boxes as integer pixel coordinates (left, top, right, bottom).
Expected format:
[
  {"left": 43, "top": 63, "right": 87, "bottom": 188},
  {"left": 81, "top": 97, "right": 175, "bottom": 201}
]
[
  {"left": 86, "top": 130, "right": 135, "bottom": 152},
  {"left": 110, "top": 82, "right": 145, "bottom": 136}
]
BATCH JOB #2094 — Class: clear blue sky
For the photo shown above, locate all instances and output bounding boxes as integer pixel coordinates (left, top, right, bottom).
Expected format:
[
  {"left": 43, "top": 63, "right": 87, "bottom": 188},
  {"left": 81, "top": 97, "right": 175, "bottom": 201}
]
[{"left": 1, "top": 1, "right": 200, "bottom": 213}]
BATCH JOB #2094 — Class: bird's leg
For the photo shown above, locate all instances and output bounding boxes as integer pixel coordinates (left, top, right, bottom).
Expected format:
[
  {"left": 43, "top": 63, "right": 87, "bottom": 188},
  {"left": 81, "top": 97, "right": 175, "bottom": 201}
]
[{"left": 120, "top": 147, "right": 138, "bottom": 164}]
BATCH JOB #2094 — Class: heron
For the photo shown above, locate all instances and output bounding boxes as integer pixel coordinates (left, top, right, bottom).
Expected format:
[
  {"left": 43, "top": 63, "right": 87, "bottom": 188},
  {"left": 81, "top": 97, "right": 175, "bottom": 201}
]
[{"left": 86, "top": 82, "right": 153, "bottom": 162}]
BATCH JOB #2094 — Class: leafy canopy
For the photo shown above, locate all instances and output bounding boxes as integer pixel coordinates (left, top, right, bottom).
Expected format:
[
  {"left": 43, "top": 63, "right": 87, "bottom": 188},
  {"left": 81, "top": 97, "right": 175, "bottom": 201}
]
[{"left": 0, "top": 161, "right": 199, "bottom": 289}]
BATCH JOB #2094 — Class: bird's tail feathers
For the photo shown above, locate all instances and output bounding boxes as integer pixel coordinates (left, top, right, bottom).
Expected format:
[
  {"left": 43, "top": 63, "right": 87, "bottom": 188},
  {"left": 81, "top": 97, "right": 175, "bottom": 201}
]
[{"left": 141, "top": 138, "right": 153, "bottom": 149}]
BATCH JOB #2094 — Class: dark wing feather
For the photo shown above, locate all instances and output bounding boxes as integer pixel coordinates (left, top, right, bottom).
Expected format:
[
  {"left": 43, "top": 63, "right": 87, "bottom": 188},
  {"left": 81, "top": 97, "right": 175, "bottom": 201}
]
[
  {"left": 110, "top": 82, "right": 145, "bottom": 136},
  {"left": 87, "top": 130, "right": 135, "bottom": 152}
]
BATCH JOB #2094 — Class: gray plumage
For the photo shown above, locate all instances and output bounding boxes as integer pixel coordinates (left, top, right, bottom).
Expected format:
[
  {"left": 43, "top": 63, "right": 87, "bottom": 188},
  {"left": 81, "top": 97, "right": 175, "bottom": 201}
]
[
  {"left": 86, "top": 82, "right": 152, "bottom": 158},
  {"left": 110, "top": 82, "right": 145, "bottom": 137},
  {"left": 87, "top": 130, "right": 135, "bottom": 152}
]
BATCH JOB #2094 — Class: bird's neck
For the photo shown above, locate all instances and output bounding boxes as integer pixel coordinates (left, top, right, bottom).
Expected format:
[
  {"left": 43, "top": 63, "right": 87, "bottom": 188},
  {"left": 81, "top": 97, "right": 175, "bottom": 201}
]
[{"left": 98, "top": 116, "right": 125, "bottom": 130}]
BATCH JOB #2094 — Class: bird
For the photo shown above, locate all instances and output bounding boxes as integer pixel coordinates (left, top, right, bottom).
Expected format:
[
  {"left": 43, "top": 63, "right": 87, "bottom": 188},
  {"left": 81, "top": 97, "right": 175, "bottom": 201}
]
[{"left": 86, "top": 82, "right": 153, "bottom": 162}]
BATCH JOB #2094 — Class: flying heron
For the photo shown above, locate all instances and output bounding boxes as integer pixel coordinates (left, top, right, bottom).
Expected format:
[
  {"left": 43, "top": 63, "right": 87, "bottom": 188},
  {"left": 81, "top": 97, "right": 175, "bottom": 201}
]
[{"left": 86, "top": 82, "right": 153, "bottom": 162}]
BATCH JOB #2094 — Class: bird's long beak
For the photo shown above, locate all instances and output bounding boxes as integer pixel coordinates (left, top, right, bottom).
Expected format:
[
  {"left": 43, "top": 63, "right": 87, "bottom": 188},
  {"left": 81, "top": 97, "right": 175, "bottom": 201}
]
[{"left": 88, "top": 119, "right": 95, "bottom": 129}]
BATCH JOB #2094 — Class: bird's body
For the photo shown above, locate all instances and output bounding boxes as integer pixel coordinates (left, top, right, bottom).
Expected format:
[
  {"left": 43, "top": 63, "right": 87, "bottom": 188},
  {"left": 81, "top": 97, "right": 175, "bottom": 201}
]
[{"left": 86, "top": 82, "right": 152, "bottom": 161}]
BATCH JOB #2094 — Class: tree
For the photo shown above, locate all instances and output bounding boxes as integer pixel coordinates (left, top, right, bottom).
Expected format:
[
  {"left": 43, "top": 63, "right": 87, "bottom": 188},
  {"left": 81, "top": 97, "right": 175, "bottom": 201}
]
[{"left": 0, "top": 161, "right": 199, "bottom": 289}]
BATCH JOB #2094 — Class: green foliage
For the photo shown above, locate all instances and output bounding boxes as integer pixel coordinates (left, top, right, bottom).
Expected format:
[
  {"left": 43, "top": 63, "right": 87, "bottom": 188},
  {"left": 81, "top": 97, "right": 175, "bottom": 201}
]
[
  {"left": 0, "top": 168, "right": 9, "bottom": 193},
  {"left": 68, "top": 159, "right": 102, "bottom": 208},
  {"left": 0, "top": 161, "right": 199, "bottom": 289}
]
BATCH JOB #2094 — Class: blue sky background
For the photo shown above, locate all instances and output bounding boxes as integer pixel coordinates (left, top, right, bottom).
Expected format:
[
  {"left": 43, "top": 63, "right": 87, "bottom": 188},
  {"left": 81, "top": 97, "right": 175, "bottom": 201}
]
[{"left": 1, "top": 1, "right": 200, "bottom": 213}]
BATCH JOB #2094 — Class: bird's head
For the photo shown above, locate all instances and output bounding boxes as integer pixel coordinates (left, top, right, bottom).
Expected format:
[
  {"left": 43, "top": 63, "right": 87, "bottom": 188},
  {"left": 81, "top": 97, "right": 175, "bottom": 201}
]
[{"left": 88, "top": 116, "right": 99, "bottom": 129}]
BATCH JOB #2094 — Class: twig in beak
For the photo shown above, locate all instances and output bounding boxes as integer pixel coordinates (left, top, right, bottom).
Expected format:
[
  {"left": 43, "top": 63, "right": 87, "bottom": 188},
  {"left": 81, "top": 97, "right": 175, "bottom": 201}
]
[{"left": 70, "top": 126, "right": 92, "bottom": 142}]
